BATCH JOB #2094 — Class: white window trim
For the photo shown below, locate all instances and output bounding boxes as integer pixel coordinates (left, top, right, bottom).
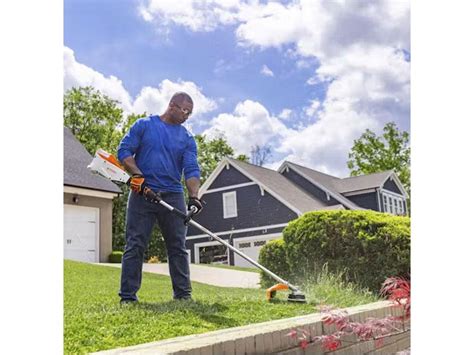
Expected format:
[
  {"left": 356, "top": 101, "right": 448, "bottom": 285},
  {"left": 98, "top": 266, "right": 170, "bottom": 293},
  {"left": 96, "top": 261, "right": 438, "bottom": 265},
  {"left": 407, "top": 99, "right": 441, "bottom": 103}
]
[
  {"left": 223, "top": 191, "right": 238, "bottom": 218},
  {"left": 186, "top": 223, "right": 288, "bottom": 240},
  {"left": 381, "top": 189, "right": 405, "bottom": 215},
  {"left": 204, "top": 182, "right": 257, "bottom": 194}
]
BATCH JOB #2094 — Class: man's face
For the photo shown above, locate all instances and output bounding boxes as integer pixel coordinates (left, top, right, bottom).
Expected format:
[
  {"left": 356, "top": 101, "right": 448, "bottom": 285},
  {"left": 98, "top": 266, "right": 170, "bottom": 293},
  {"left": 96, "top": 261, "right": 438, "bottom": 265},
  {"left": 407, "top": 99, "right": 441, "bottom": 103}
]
[{"left": 171, "top": 100, "right": 193, "bottom": 124}]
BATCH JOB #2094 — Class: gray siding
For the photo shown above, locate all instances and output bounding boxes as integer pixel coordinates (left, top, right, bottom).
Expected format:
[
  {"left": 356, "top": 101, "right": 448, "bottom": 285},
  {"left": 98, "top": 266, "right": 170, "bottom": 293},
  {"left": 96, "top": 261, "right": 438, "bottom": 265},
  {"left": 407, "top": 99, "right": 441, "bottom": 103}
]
[
  {"left": 186, "top": 226, "right": 285, "bottom": 264},
  {"left": 187, "top": 184, "right": 298, "bottom": 236},
  {"left": 383, "top": 178, "right": 403, "bottom": 195},
  {"left": 281, "top": 169, "right": 338, "bottom": 206},
  {"left": 208, "top": 165, "right": 252, "bottom": 189},
  {"left": 345, "top": 192, "right": 379, "bottom": 211}
]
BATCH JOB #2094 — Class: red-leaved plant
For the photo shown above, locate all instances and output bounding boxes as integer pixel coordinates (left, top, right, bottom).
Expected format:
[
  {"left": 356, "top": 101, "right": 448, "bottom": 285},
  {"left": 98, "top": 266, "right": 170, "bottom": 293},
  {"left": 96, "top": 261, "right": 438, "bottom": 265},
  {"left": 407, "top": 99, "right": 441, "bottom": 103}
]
[{"left": 286, "top": 276, "right": 410, "bottom": 352}]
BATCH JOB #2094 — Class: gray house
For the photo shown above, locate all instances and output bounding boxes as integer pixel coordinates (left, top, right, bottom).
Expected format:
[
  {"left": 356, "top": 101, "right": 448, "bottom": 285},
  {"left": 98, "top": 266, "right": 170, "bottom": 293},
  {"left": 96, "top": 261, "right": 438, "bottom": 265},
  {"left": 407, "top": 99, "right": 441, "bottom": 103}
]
[
  {"left": 64, "top": 127, "right": 121, "bottom": 263},
  {"left": 185, "top": 158, "right": 408, "bottom": 267}
]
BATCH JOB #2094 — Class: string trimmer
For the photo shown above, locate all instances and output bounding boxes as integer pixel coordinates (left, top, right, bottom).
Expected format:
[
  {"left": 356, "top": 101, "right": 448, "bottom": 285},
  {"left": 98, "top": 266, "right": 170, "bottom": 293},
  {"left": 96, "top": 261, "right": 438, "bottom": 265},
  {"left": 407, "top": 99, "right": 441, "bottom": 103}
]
[{"left": 88, "top": 149, "right": 306, "bottom": 303}]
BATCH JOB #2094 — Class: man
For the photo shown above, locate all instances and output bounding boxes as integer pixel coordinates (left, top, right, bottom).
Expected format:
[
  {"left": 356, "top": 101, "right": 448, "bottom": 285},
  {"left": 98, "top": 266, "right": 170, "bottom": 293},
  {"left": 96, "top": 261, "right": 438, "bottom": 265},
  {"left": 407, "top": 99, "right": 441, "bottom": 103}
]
[{"left": 117, "top": 92, "right": 203, "bottom": 304}]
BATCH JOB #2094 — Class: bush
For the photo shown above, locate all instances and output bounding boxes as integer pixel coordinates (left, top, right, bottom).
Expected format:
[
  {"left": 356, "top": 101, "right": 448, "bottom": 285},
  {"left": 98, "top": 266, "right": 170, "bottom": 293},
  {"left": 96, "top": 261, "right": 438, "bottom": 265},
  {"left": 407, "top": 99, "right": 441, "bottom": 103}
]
[
  {"left": 258, "top": 210, "right": 410, "bottom": 292},
  {"left": 284, "top": 210, "right": 410, "bottom": 292},
  {"left": 109, "top": 251, "right": 123, "bottom": 263},
  {"left": 258, "top": 239, "right": 293, "bottom": 288}
]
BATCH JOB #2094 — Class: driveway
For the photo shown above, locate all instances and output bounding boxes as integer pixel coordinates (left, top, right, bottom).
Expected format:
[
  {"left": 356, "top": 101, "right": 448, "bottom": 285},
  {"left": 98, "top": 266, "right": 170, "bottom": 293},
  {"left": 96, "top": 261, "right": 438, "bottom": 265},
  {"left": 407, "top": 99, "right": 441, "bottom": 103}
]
[{"left": 99, "top": 263, "right": 260, "bottom": 288}]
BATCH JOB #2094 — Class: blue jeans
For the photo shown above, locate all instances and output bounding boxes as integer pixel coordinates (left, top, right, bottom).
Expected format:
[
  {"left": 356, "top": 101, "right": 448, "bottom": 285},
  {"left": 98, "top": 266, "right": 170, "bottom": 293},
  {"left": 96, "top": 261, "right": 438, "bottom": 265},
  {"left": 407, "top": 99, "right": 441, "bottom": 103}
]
[{"left": 119, "top": 191, "right": 191, "bottom": 301}]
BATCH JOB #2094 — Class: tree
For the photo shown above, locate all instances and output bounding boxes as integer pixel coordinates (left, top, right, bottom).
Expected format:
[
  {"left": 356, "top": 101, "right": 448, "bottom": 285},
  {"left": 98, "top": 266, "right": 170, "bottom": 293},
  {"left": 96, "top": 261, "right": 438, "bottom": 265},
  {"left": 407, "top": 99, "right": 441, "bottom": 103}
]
[
  {"left": 195, "top": 135, "right": 249, "bottom": 182},
  {"left": 250, "top": 144, "right": 272, "bottom": 166},
  {"left": 63, "top": 86, "right": 124, "bottom": 155},
  {"left": 347, "top": 122, "right": 410, "bottom": 200}
]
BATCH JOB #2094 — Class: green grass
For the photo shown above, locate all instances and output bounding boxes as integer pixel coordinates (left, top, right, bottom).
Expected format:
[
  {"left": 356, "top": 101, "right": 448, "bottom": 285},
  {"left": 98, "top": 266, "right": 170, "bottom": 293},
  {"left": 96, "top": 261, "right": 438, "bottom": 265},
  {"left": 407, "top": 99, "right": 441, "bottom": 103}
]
[
  {"left": 300, "top": 265, "right": 379, "bottom": 308},
  {"left": 64, "top": 260, "right": 378, "bottom": 354}
]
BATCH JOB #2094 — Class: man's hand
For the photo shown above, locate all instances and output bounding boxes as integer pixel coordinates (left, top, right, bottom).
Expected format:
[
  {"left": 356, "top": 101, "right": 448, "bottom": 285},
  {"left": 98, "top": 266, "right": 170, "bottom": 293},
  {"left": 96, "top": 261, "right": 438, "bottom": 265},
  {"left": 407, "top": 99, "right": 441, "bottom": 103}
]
[
  {"left": 188, "top": 196, "right": 203, "bottom": 214},
  {"left": 130, "top": 174, "right": 145, "bottom": 194}
]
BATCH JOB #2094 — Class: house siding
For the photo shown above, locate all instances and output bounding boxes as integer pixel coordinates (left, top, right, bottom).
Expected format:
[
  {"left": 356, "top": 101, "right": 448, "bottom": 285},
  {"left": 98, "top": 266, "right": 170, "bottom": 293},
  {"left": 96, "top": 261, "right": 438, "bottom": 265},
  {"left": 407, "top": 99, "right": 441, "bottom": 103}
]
[
  {"left": 188, "top": 184, "right": 298, "bottom": 236},
  {"left": 281, "top": 169, "right": 338, "bottom": 206},
  {"left": 345, "top": 192, "right": 379, "bottom": 211},
  {"left": 383, "top": 178, "right": 403, "bottom": 195},
  {"left": 208, "top": 165, "right": 252, "bottom": 189},
  {"left": 186, "top": 226, "right": 286, "bottom": 264}
]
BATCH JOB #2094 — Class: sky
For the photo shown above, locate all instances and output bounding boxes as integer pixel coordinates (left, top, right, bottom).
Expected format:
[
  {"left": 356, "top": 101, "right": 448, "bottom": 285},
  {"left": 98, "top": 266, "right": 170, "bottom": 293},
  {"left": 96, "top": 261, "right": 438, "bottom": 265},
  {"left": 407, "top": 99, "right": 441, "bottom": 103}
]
[{"left": 64, "top": 0, "right": 410, "bottom": 177}]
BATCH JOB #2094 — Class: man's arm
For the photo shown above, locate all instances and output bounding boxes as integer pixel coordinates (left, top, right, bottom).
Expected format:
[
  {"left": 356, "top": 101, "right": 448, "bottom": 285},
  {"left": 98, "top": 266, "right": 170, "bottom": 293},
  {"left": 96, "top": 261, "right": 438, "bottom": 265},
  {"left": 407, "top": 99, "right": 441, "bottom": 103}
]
[
  {"left": 122, "top": 156, "right": 143, "bottom": 176},
  {"left": 185, "top": 177, "right": 200, "bottom": 198}
]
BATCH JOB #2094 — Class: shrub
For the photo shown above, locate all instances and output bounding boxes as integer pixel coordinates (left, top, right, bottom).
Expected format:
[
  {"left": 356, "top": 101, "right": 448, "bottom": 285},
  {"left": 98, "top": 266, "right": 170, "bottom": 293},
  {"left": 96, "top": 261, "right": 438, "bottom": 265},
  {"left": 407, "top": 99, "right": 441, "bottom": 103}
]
[
  {"left": 258, "top": 238, "right": 293, "bottom": 288},
  {"left": 283, "top": 210, "right": 410, "bottom": 292},
  {"left": 108, "top": 251, "right": 123, "bottom": 263}
]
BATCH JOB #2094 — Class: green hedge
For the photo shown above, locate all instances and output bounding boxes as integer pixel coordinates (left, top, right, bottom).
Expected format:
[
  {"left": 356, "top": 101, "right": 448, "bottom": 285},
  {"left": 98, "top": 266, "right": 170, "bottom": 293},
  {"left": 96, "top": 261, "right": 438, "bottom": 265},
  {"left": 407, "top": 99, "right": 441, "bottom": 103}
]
[
  {"left": 258, "top": 239, "right": 292, "bottom": 288},
  {"left": 108, "top": 251, "right": 123, "bottom": 263},
  {"left": 259, "top": 210, "right": 410, "bottom": 292}
]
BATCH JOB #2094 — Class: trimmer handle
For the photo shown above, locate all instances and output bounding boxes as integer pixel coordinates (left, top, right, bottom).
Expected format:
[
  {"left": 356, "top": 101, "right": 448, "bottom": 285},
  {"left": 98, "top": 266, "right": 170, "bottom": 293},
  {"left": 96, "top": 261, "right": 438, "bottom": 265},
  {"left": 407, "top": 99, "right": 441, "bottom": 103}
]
[
  {"left": 143, "top": 186, "right": 197, "bottom": 226},
  {"left": 184, "top": 205, "right": 198, "bottom": 225}
]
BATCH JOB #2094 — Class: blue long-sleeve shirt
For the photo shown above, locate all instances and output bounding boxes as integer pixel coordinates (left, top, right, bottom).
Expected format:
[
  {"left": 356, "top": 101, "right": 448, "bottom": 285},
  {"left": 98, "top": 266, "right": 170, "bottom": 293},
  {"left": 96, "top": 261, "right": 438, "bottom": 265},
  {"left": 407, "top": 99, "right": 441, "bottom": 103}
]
[{"left": 117, "top": 115, "right": 200, "bottom": 193}]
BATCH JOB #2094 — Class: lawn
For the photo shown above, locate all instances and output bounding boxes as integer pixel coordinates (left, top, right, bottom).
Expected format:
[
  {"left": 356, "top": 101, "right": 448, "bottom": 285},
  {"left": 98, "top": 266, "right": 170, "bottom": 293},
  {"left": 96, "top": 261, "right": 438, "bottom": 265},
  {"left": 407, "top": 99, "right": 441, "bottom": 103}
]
[{"left": 64, "top": 260, "right": 378, "bottom": 354}]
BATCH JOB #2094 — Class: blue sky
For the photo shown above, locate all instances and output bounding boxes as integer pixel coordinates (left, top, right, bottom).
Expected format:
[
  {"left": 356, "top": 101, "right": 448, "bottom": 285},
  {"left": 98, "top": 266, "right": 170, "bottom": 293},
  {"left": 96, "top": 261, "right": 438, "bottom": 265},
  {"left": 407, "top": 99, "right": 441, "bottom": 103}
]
[{"left": 64, "top": 0, "right": 410, "bottom": 176}]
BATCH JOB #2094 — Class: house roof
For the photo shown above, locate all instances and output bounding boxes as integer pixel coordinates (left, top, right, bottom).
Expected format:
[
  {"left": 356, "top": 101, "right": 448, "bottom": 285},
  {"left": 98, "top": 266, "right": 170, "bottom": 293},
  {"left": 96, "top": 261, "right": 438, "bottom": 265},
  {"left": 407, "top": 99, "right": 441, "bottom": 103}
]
[
  {"left": 282, "top": 161, "right": 398, "bottom": 194},
  {"left": 64, "top": 127, "right": 122, "bottom": 194},
  {"left": 280, "top": 162, "right": 362, "bottom": 210},
  {"left": 228, "top": 158, "right": 330, "bottom": 214},
  {"left": 334, "top": 170, "right": 393, "bottom": 193}
]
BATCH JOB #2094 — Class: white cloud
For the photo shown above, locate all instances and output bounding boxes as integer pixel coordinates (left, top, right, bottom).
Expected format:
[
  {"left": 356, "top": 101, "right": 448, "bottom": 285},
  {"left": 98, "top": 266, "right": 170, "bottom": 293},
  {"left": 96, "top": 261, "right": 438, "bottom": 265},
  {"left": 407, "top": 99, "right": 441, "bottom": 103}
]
[
  {"left": 138, "top": 0, "right": 245, "bottom": 32},
  {"left": 278, "top": 108, "right": 292, "bottom": 120},
  {"left": 260, "top": 64, "right": 274, "bottom": 77},
  {"left": 132, "top": 80, "right": 217, "bottom": 117},
  {"left": 203, "top": 100, "right": 289, "bottom": 156},
  {"left": 63, "top": 46, "right": 133, "bottom": 113},
  {"left": 64, "top": 46, "right": 217, "bottom": 119},
  {"left": 304, "top": 99, "right": 320, "bottom": 117},
  {"left": 135, "top": 0, "right": 411, "bottom": 175}
]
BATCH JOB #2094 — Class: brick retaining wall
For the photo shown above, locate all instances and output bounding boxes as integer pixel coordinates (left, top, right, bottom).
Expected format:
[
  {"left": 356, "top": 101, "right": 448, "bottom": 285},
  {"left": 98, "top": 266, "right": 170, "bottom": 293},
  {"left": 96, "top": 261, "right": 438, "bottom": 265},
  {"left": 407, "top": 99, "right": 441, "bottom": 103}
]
[{"left": 93, "top": 300, "right": 409, "bottom": 354}]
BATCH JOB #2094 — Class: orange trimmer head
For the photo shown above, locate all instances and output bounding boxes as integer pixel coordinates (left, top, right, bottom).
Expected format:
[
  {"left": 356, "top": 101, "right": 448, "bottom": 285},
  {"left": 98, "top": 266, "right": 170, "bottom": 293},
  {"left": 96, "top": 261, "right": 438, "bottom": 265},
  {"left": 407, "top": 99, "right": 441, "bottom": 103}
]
[{"left": 266, "top": 283, "right": 307, "bottom": 303}]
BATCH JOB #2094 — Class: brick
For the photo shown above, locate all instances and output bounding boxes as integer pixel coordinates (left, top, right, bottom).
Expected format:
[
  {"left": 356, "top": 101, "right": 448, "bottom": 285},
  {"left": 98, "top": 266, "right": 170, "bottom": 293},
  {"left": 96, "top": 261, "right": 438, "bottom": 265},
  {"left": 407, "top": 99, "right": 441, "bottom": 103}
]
[
  {"left": 244, "top": 335, "right": 256, "bottom": 354},
  {"left": 263, "top": 332, "right": 274, "bottom": 353},
  {"left": 255, "top": 333, "right": 264, "bottom": 354},
  {"left": 212, "top": 342, "right": 224, "bottom": 354},
  {"left": 198, "top": 345, "right": 213, "bottom": 355},
  {"left": 222, "top": 339, "right": 235, "bottom": 355},
  {"left": 272, "top": 329, "right": 283, "bottom": 352},
  {"left": 309, "top": 322, "right": 323, "bottom": 338},
  {"left": 234, "top": 336, "right": 246, "bottom": 354},
  {"left": 303, "top": 341, "right": 323, "bottom": 355},
  {"left": 395, "top": 336, "right": 410, "bottom": 351}
]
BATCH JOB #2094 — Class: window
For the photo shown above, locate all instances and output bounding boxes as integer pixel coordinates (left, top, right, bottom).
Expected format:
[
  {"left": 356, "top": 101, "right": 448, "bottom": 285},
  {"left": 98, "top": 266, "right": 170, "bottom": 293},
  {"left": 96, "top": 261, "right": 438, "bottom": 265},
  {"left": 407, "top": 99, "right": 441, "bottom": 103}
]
[
  {"left": 223, "top": 191, "right": 237, "bottom": 218},
  {"left": 382, "top": 191, "right": 405, "bottom": 215}
]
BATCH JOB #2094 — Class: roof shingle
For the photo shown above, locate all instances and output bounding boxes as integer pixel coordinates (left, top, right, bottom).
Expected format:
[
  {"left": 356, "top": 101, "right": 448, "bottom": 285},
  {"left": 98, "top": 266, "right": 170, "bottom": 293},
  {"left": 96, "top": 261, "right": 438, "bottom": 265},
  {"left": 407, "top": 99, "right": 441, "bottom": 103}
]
[{"left": 64, "top": 127, "right": 122, "bottom": 194}]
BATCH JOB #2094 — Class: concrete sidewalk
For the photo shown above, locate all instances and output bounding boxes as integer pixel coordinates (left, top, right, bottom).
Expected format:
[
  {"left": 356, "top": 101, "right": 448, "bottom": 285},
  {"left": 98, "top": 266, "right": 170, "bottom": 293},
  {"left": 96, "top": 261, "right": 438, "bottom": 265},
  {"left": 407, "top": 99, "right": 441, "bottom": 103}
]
[{"left": 98, "top": 263, "right": 261, "bottom": 288}]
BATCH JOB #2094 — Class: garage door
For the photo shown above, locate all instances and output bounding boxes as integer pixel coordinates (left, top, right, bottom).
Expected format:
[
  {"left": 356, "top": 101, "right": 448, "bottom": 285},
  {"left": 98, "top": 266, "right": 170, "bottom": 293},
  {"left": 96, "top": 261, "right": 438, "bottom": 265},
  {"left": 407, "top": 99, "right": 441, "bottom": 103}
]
[
  {"left": 234, "top": 235, "right": 280, "bottom": 268},
  {"left": 64, "top": 204, "right": 100, "bottom": 262}
]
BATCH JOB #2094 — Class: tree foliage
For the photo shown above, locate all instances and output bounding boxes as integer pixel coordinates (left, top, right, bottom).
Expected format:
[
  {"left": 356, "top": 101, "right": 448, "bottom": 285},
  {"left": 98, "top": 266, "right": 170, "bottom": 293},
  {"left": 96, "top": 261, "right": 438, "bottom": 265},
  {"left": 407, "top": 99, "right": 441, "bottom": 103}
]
[
  {"left": 195, "top": 134, "right": 249, "bottom": 182},
  {"left": 347, "top": 122, "right": 410, "bottom": 198},
  {"left": 63, "top": 86, "right": 124, "bottom": 155}
]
